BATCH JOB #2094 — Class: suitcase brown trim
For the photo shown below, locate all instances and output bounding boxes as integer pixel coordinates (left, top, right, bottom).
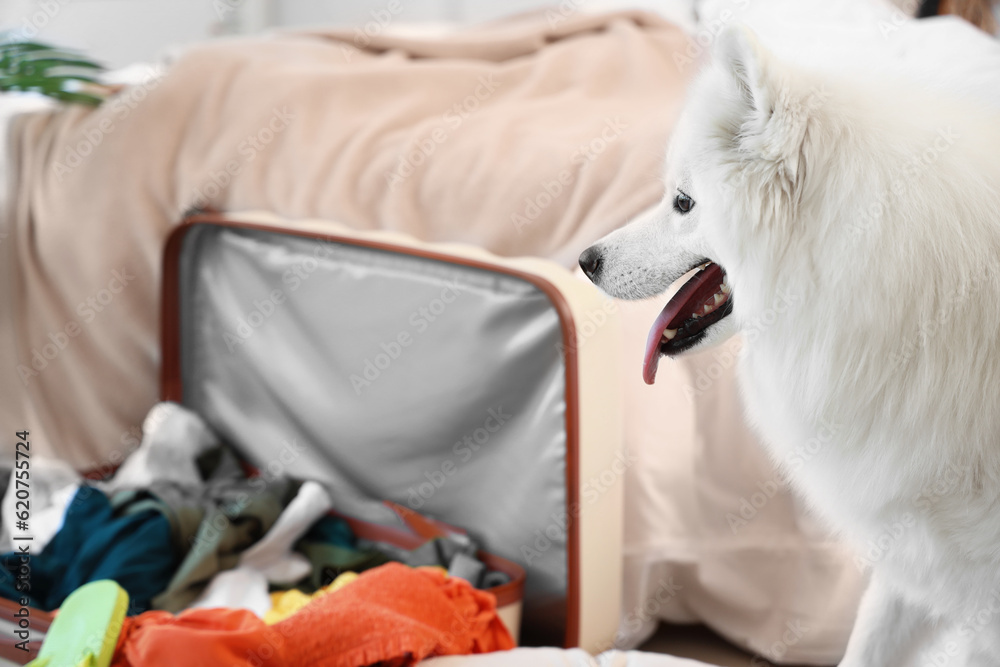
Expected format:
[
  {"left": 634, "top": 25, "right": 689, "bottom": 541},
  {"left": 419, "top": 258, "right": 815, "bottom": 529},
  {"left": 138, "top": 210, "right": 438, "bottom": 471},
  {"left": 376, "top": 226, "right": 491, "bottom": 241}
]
[
  {"left": 330, "top": 509, "right": 526, "bottom": 609},
  {"left": 161, "top": 213, "right": 583, "bottom": 647},
  {"left": 0, "top": 597, "right": 52, "bottom": 662}
]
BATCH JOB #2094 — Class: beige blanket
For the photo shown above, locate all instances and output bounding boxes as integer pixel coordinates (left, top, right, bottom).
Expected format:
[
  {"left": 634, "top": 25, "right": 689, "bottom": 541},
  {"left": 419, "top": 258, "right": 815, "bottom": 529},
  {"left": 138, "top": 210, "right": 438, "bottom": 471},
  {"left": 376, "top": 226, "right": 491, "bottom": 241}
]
[{"left": 2, "top": 10, "right": 691, "bottom": 467}]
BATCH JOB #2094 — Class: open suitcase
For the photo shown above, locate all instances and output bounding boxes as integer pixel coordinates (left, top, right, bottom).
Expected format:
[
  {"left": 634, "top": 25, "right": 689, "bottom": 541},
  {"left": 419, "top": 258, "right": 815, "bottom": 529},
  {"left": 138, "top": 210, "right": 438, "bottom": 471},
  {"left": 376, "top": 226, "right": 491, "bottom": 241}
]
[{"left": 2, "top": 210, "right": 626, "bottom": 658}]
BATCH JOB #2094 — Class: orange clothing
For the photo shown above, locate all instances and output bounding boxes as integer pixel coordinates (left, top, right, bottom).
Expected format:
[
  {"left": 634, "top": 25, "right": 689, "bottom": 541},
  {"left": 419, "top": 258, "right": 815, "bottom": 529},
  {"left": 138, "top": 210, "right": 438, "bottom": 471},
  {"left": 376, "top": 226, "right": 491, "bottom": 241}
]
[
  {"left": 111, "top": 607, "right": 285, "bottom": 667},
  {"left": 111, "top": 563, "right": 514, "bottom": 667}
]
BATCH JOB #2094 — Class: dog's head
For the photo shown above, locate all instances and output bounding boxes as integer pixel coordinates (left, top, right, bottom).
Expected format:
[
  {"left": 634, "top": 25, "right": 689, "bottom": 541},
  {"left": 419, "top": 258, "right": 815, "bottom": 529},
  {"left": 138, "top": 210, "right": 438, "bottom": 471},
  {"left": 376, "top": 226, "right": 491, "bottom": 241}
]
[{"left": 580, "top": 25, "right": 823, "bottom": 384}]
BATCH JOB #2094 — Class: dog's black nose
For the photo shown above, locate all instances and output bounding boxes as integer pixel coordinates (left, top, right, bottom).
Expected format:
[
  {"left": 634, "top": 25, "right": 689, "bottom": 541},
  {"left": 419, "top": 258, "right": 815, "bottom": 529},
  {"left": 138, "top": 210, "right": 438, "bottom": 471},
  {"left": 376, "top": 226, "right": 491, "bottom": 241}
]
[{"left": 579, "top": 246, "right": 603, "bottom": 282}]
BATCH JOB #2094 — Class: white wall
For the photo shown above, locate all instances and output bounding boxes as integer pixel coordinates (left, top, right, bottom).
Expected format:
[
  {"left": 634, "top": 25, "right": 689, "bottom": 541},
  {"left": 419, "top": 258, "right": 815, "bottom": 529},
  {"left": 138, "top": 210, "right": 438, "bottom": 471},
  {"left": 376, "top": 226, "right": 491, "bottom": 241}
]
[
  {"left": 276, "top": 0, "right": 574, "bottom": 26},
  {"left": 1, "top": 0, "right": 228, "bottom": 68},
  {"left": 0, "top": 0, "right": 575, "bottom": 69},
  {"left": 1, "top": 0, "right": 700, "bottom": 69}
]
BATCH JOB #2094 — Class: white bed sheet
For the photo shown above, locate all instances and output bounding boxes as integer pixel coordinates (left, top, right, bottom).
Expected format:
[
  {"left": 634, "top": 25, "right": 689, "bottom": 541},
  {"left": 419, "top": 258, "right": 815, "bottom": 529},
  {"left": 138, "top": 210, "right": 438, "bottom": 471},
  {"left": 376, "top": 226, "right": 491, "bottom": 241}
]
[{"left": 425, "top": 648, "right": 715, "bottom": 667}]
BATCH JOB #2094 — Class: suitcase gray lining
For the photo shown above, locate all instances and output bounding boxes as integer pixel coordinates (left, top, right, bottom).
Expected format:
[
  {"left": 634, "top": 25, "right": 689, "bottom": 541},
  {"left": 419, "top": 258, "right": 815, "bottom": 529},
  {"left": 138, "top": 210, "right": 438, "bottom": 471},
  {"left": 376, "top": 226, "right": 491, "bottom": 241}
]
[{"left": 176, "top": 224, "right": 571, "bottom": 645}]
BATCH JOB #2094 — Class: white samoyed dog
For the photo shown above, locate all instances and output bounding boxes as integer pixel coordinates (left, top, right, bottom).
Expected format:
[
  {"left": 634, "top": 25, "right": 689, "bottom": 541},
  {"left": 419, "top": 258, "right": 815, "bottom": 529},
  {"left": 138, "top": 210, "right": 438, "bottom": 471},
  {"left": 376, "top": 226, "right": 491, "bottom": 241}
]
[{"left": 580, "top": 24, "right": 1000, "bottom": 667}]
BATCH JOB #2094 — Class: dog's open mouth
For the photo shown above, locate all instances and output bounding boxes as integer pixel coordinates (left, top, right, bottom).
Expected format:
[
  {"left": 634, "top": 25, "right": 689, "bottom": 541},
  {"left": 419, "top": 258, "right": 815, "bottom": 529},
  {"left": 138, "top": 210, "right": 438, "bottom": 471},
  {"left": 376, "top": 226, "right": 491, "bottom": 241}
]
[{"left": 643, "top": 261, "right": 733, "bottom": 384}]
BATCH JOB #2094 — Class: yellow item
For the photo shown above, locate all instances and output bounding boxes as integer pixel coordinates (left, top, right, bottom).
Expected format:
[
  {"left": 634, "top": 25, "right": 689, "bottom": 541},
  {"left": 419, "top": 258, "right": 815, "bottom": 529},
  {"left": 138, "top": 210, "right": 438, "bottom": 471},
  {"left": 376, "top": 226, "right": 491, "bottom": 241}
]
[
  {"left": 416, "top": 566, "right": 448, "bottom": 578},
  {"left": 264, "top": 571, "right": 359, "bottom": 625}
]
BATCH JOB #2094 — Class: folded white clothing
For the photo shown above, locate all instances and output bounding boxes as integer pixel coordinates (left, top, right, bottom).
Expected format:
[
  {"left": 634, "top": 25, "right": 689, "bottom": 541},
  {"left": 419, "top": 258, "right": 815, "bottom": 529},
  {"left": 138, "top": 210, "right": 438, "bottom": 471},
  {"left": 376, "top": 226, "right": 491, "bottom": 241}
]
[
  {"left": 101, "top": 402, "right": 220, "bottom": 495},
  {"left": 190, "top": 568, "right": 272, "bottom": 617},
  {"left": 238, "top": 480, "right": 333, "bottom": 584},
  {"left": 190, "top": 480, "right": 334, "bottom": 613},
  {"left": 0, "top": 457, "right": 79, "bottom": 554}
]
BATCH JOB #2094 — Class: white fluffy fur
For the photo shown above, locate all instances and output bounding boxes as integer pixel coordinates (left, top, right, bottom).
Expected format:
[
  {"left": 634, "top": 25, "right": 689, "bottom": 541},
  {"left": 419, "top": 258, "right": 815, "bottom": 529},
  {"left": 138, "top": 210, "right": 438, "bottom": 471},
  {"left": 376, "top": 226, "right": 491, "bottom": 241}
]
[{"left": 586, "top": 25, "right": 1000, "bottom": 666}]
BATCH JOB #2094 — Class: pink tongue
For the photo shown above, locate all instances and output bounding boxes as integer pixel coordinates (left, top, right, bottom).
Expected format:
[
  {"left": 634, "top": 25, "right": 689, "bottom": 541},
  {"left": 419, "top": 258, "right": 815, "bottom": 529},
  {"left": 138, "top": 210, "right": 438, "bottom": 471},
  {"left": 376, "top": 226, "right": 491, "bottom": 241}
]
[
  {"left": 642, "top": 263, "right": 725, "bottom": 385},
  {"left": 643, "top": 303, "right": 683, "bottom": 385}
]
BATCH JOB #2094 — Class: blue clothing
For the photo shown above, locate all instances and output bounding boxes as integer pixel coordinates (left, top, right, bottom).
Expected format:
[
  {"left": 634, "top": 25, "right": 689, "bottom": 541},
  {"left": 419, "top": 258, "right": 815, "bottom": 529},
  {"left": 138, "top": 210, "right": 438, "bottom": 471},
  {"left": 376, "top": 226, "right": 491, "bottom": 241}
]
[{"left": 0, "top": 486, "right": 175, "bottom": 613}]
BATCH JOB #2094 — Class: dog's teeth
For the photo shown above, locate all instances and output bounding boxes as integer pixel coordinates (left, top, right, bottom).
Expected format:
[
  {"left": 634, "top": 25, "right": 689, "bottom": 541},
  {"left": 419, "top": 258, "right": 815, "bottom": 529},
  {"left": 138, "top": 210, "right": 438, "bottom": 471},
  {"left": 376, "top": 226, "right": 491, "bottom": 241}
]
[
  {"left": 721, "top": 283, "right": 731, "bottom": 295},
  {"left": 714, "top": 293, "right": 724, "bottom": 305},
  {"left": 702, "top": 304, "right": 712, "bottom": 314},
  {"left": 662, "top": 329, "right": 677, "bottom": 341}
]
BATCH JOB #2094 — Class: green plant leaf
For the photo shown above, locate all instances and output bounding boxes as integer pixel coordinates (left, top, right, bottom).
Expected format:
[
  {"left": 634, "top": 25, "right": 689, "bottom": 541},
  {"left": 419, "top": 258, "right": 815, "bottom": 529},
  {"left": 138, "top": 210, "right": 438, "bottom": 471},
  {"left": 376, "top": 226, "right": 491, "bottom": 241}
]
[
  {"left": 0, "top": 40, "right": 105, "bottom": 105},
  {"left": 47, "top": 90, "right": 104, "bottom": 106}
]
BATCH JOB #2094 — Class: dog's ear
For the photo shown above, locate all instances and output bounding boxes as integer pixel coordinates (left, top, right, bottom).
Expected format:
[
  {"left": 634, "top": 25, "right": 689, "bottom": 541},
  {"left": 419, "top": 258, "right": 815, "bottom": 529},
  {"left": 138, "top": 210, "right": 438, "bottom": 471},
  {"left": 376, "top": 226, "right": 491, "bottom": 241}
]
[
  {"left": 714, "top": 25, "right": 810, "bottom": 227},
  {"left": 715, "top": 25, "right": 781, "bottom": 153}
]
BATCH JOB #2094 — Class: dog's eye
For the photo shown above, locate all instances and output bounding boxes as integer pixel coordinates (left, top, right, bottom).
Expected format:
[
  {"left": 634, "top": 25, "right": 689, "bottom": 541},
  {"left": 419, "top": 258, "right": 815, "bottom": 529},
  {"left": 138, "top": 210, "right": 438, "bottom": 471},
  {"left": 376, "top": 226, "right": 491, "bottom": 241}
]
[{"left": 673, "top": 192, "right": 695, "bottom": 214}]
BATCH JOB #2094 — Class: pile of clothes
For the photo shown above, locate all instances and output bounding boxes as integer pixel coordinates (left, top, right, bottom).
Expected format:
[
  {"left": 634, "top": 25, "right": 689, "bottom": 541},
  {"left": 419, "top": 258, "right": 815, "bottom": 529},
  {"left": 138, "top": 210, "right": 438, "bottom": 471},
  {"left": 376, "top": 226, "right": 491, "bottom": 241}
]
[
  {"left": 0, "top": 403, "right": 514, "bottom": 666},
  {"left": 111, "top": 563, "right": 511, "bottom": 667}
]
